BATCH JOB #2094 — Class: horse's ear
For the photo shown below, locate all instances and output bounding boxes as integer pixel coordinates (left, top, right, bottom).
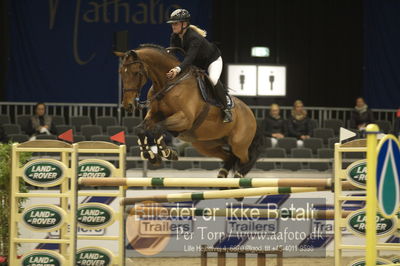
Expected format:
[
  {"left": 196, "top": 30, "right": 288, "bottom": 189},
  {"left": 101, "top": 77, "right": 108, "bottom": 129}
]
[
  {"left": 113, "top": 51, "right": 125, "bottom": 57},
  {"left": 129, "top": 50, "right": 138, "bottom": 59}
]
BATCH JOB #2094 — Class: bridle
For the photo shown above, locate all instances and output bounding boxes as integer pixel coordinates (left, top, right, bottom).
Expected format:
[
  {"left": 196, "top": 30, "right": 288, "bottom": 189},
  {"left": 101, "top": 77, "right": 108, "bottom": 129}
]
[{"left": 121, "top": 58, "right": 148, "bottom": 93}]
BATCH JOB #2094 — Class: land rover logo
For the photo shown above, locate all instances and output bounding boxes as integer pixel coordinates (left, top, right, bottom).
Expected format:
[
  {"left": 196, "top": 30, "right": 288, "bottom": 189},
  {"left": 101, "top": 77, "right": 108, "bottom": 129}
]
[
  {"left": 21, "top": 250, "right": 65, "bottom": 266},
  {"left": 22, "top": 205, "right": 66, "bottom": 232},
  {"left": 76, "top": 247, "right": 113, "bottom": 266},
  {"left": 346, "top": 160, "right": 367, "bottom": 189},
  {"left": 22, "top": 159, "right": 66, "bottom": 187},
  {"left": 346, "top": 209, "right": 397, "bottom": 238},
  {"left": 348, "top": 257, "right": 392, "bottom": 266},
  {"left": 77, "top": 203, "right": 115, "bottom": 229},
  {"left": 77, "top": 159, "right": 115, "bottom": 178}
]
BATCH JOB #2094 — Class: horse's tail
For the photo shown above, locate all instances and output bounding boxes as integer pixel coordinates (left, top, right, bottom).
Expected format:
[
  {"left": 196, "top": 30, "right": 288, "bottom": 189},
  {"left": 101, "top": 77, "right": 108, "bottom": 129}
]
[{"left": 238, "top": 125, "right": 266, "bottom": 176}]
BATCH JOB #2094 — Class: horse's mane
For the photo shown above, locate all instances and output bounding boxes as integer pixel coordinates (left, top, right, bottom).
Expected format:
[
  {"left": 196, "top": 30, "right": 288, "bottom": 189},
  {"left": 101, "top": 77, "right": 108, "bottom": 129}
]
[{"left": 138, "top": 43, "right": 178, "bottom": 61}]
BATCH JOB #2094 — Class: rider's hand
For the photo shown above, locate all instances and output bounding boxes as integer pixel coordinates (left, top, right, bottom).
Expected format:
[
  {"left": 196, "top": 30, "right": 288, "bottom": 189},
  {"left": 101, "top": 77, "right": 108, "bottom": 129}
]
[{"left": 166, "top": 67, "right": 180, "bottom": 79}]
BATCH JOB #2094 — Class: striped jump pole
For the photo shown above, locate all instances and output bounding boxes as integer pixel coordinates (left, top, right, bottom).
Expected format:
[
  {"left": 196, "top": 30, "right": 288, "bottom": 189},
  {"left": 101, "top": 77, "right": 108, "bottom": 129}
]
[
  {"left": 79, "top": 177, "right": 358, "bottom": 190},
  {"left": 120, "top": 186, "right": 327, "bottom": 205},
  {"left": 127, "top": 206, "right": 352, "bottom": 220}
]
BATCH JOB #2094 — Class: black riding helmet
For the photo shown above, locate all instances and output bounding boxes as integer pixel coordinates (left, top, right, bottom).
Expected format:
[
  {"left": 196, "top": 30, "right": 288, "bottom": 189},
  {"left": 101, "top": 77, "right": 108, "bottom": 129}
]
[{"left": 166, "top": 9, "right": 191, "bottom": 24}]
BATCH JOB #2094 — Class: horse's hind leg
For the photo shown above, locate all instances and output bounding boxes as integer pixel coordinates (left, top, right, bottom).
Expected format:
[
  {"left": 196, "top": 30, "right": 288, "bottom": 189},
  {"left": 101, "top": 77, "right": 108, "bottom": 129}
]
[
  {"left": 191, "top": 142, "right": 235, "bottom": 178},
  {"left": 229, "top": 133, "right": 254, "bottom": 178},
  {"left": 218, "top": 156, "right": 238, "bottom": 178}
]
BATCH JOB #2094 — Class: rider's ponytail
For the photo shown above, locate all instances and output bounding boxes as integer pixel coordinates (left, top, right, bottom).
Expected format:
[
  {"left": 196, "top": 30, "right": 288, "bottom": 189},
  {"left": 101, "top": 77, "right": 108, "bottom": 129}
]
[{"left": 189, "top": 25, "right": 207, "bottom": 37}]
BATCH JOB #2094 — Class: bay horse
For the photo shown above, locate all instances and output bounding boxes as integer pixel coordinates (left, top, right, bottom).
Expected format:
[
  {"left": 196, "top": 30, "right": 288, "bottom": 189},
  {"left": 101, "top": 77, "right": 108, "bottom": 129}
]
[{"left": 114, "top": 44, "right": 264, "bottom": 178}]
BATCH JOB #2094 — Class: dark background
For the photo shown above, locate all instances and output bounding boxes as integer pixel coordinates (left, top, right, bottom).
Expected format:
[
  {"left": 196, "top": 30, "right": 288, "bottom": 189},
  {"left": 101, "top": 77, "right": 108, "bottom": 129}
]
[
  {"left": 214, "top": 0, "right": 363, "bottom": 108},
  {"left": 0, "top": 0, "right": 398, "bottom": 108}
]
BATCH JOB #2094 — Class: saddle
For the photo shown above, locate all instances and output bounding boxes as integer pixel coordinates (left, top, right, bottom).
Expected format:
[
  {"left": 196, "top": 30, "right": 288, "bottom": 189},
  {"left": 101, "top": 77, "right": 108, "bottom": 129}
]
[{"left": 193, "top": 68, "right": 234, "bottom": 109}]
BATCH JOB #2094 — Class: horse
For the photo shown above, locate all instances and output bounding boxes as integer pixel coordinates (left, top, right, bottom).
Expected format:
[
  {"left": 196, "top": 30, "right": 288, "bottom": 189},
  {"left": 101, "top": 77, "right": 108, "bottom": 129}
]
[{"left": 114, "top": 44, "right": 264, "bottom": 178}]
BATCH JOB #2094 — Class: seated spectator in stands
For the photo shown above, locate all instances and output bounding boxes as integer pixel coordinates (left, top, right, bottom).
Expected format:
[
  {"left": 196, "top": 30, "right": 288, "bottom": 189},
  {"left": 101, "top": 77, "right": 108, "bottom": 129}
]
[
  {"left": 287, "top": 100, "right": 314, "bottom": 147},
  {"left": 27, "top": 103, "right": 56, "bottom": 139},
  {"left": 264, "top": 104, "right": 287, "bottom": 147},
  {"left": 349, "top": 97, "right": 374, "bottom": 130}
]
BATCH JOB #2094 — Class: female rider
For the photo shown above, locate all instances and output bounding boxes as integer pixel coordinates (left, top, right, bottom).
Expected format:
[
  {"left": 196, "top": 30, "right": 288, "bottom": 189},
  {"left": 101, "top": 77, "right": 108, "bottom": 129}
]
[{"left": 166, "top": 9, "right": 232, "bottom": 123}]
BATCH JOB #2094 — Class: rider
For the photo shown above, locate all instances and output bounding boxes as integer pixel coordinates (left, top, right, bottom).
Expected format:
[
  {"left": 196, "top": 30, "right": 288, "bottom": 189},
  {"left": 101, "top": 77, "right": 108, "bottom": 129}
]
[{"left": 166, "top": 8, "right": 233, "bottom": 123}]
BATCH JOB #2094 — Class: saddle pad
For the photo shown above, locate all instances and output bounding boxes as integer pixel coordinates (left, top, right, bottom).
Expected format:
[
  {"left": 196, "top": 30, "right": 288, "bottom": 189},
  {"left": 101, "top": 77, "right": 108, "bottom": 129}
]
[{"left": 196, "top": 76, "right": 234, "bottom": 109}]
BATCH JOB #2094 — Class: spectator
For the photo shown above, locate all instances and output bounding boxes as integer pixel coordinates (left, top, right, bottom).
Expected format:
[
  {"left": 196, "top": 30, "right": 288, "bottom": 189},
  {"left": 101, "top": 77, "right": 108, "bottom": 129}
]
[
  {"left": 27, "top": 103, "right": 56, "bottom": 139},
  {"left": 287, "top": 100, "right": 314, "bottom": 147},
  {"left": 349, "top": 97, "right": 374, "bottom": 130},
  {"left": 263, "top": 103, "right": 287, "bottom": 147}
]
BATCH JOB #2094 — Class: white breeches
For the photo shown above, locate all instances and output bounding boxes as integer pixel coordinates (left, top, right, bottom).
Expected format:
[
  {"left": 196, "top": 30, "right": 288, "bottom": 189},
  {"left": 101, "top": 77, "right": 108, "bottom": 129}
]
[{"left": 207, "top": 56, "right": 223, "bottom": 86}]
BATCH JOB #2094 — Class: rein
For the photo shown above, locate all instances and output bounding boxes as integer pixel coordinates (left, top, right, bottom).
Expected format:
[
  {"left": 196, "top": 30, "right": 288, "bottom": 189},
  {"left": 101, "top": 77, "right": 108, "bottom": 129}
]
[{"left": 149, "top": 72, "right": 191, "bottom": 101}]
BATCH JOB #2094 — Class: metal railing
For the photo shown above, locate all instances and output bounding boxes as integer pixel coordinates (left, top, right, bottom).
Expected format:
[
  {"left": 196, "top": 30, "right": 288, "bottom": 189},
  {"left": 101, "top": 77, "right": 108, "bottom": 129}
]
[
  {"left": 0, "top": 101, "right": 397, "bottom": 127},
  {"left": 251, "top": 106, "right": 398, "bottom": 127}
]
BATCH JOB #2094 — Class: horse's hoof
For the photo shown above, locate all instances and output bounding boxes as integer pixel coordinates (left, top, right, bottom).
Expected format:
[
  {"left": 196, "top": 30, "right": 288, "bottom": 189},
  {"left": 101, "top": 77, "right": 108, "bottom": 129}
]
[
  {"left": 167, "top": 149, "right": 179, "bottom": 160},
  {"left": 217, "top": 168, "right": 228, "bottom": 178},
  {"left": 233, "top": 172, "right": 244, "bottom": 179},
  {"left": 158, "top": 147, "right": 178, "bottom": 161},
  {"left": 149, "top": 154, "right": 162, "bottom": 166},
  {"left": 140, "top": 150, "right": 155, "bottom": 161}
]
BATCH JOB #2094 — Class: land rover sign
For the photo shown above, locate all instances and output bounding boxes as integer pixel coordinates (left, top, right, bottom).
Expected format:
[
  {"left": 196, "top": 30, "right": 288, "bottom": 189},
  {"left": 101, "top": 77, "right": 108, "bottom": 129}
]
[
  {"left": 77, "top": 203, "right": 115, "bottom": 229},
  {"left": 22, "top": 205, "right": 67, "bottom": 232},
  {"left": 77, "top": 159, "right": 115, "bottom": 178},
  {"left": 22, "top": 159, "right": 67, "bottom": 187},
  {"left": 346, "top": 159, "right": 367, "bottom": 189},
  {"left": 76, "top": 247, "right": 113, "bottom": 266},
  {"left": 21, "top": 250, "right": 65, "bottom": 266},
  {"left": 346, "top": 209, "right": 397, "bottom": 238}
]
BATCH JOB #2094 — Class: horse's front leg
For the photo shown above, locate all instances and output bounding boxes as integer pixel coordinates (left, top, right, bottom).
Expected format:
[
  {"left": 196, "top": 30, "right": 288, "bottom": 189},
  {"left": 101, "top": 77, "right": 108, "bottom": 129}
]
[
  {"left": 135, "top": 120, "right": 162, "bottom": 165},
  {"left": 153, "top": 111, "right": 193, "bottom": 161}
]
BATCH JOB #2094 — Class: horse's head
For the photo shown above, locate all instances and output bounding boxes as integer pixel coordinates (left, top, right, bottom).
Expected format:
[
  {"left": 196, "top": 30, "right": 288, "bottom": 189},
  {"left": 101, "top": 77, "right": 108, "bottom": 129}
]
[{"left": 114, "top": 50, "right": 148, "bottom": 113}]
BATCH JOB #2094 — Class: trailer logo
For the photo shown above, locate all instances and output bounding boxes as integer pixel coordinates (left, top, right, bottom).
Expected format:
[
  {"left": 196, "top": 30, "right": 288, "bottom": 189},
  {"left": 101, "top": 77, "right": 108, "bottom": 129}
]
[
  {"left": 346, "top": 160, "right": 367, "bottom": 188},
  {"left": 78, "top": 159, "right": 115, "bottom": 178},
  {"left": 77, "top": 203, "right": 115, "bottom": 229},
  {"left": 22, "top": 205, "right": 66, "bottom": 232},
  {"left": 22, "top": 159, "right": 66, "bottom": 187},
  {"left": 76, "top": 247, "right": 113, "bottom": 266},
  {"left": 346, "top": 209, "right": 397, "bottom": 238},
  {"left": 21, "top": 250, "right": 65, "bottom": 266}
]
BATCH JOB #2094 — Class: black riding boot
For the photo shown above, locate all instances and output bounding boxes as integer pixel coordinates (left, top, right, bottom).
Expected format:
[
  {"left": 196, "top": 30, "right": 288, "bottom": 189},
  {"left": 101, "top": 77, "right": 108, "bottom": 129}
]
[{"left": 214, "top": 81, "right": 233, "bottom": 123}]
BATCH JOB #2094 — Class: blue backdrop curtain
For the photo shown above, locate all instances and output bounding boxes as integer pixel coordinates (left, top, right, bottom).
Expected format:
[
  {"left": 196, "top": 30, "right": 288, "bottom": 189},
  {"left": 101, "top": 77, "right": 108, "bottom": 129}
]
[
  {"left": 6, "top": 0, "right": 212, "bottom": 103},
  {"left": 364, "top": 0, "right": 400, "bottom": 109}
]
